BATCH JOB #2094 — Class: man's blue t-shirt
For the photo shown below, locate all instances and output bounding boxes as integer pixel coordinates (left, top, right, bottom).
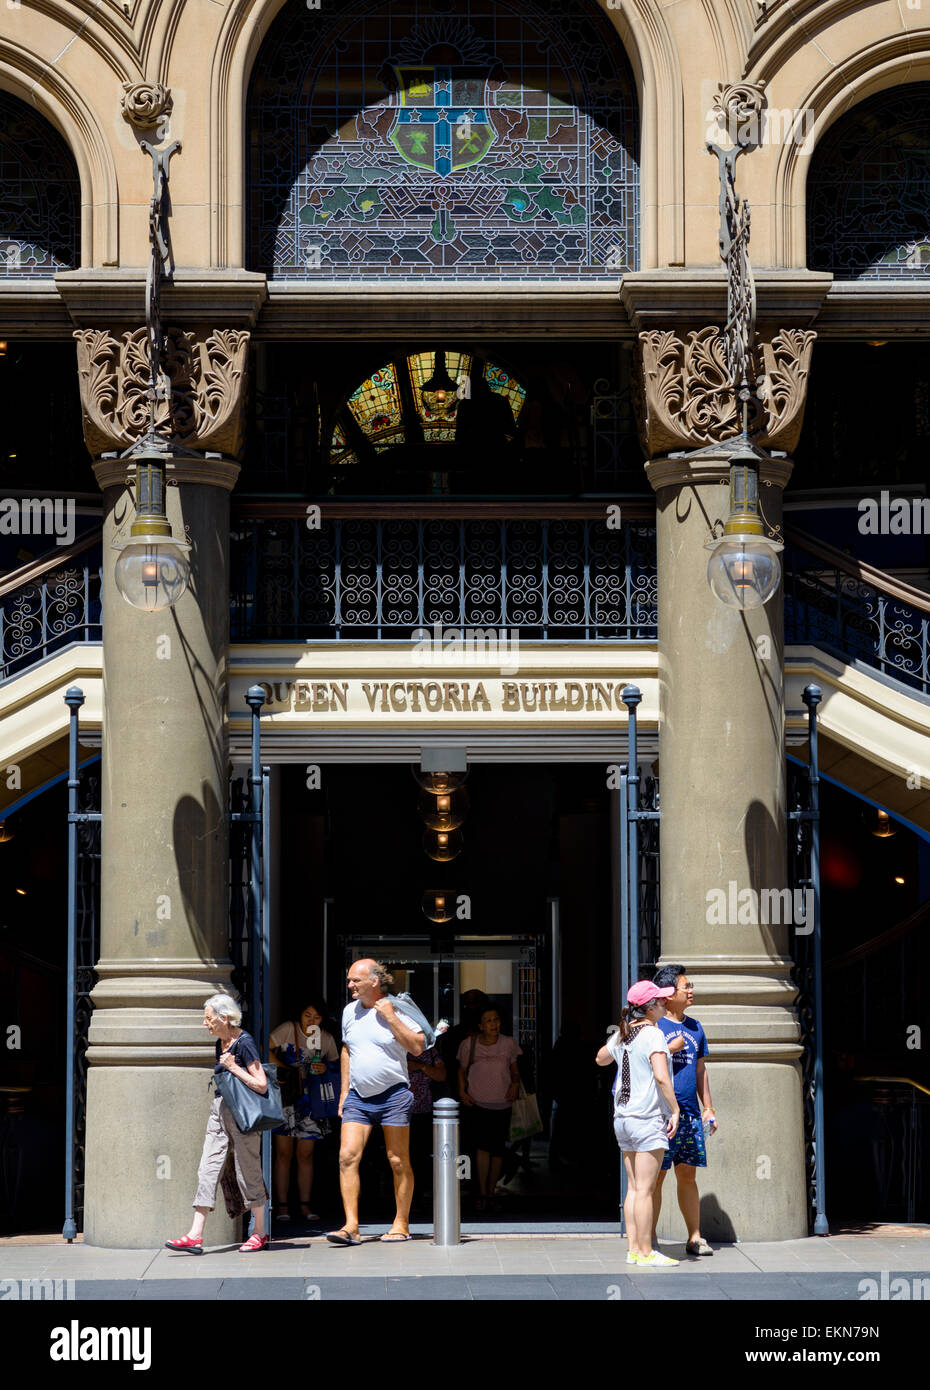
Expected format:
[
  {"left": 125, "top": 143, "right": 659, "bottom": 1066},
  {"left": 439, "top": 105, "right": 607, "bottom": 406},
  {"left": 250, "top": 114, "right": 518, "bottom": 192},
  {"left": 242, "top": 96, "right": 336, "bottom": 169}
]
[{"left": 657, "top": 1015, "right": 709, "bottom": 1117}]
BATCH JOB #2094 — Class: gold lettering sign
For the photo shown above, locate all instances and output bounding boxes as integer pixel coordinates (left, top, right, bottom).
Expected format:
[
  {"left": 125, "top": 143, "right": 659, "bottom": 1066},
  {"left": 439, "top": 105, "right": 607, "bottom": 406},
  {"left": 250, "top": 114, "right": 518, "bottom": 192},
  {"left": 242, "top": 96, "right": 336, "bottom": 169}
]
[{"left": 249, "top": 678, "right": 639, "bottom": 717}]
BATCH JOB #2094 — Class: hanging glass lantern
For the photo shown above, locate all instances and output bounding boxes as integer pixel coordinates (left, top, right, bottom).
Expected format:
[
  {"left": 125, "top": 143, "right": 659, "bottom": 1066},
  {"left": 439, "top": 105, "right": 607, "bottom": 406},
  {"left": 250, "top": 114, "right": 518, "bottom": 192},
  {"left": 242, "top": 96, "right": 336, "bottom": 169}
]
[
  {"left": 113, "top": 448, "right": 191, "bottom": 612},
  {"left": 706, "top": 447, "right": 783, "bottom": 610}
]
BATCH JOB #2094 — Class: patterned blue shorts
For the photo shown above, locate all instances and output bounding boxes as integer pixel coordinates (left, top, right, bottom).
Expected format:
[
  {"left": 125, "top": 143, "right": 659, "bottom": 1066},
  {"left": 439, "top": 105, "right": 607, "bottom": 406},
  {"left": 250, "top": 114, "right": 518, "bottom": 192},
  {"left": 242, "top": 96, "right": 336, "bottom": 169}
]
[{"left": 661, "top": 1111, "right": 707, "bottom": 1170}]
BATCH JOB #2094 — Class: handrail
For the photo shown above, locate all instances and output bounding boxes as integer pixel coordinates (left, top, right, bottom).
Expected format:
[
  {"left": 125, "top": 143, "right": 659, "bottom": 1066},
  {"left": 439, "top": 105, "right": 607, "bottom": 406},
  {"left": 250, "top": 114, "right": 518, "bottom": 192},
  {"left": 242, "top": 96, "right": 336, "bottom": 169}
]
[
  {"left": 826, "top": 900, "right": 930, "bottom": 971},
  {"left": 855, "top": 1076, "right": 930, "bottom": 1100},
  {"left": 784, "top": 523, "right": 930, "bottom": 616},
  {"left": 232, "top": 499, "right": 658, "bottom": 520},
  {"left": 0, "top": 528, "right": 103, "bottom": 600}
]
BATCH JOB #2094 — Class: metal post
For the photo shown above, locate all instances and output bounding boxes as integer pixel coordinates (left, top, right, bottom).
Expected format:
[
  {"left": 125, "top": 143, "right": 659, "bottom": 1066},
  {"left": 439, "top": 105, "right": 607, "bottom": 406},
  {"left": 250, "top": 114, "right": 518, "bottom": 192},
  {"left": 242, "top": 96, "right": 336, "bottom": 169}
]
[
  {"left": 243, "top": 686, "right": 264, "bottom": 1239},
  {"left": 549, "top": 896, "right": 561, "bottom": 1049},
  {"left": 245, "top": 687, "right": 265, "bottom": 1038},
  {"left": 62, "top": 686, "right": 84, "bottom": 1242},
  {"left": 261, "top": 765, "right": 272, "bottom": 1236},
  {"left": 622, "top": 685, "right": 642, "bottom": 984},
  {"left": 432, "top": 1097, "right": 461, "bottom": 1245},
  {"left": 803, "top": 683, "right": 828, "bottom": 1236}
]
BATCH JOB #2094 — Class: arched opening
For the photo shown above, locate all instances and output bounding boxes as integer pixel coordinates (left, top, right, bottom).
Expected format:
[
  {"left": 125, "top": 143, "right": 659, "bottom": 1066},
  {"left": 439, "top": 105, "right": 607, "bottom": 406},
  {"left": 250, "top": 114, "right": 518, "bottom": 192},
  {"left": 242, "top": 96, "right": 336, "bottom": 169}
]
[
  {"left": 807, "top": 84, "right": 930, "bottom": 279},
  {"left": 247, "top": 0, "right": 639, "bottom": 279},
  {"left": 0, "top": 89, "right": 80, "bottom": 276}
]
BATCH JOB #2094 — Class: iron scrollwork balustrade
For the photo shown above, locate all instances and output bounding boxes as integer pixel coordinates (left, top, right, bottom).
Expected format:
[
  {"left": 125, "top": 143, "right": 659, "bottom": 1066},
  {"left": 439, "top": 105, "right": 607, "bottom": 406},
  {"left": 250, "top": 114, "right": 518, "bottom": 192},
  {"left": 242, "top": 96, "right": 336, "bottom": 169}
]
[
  {"left": 0, "top": 568, "right": 103, "bottom": 683},
  {"left": 785, "top": 549, "right": 930, "bottom": 697},
  {"left": 788, "top": 760, "right": 818, "bottom": 1231},
  {"left": 230, "top": 516, "right": 658, "bottom": 642},
  {"left": 73, "top": 767, "right": 101, "bottom": 1231}
]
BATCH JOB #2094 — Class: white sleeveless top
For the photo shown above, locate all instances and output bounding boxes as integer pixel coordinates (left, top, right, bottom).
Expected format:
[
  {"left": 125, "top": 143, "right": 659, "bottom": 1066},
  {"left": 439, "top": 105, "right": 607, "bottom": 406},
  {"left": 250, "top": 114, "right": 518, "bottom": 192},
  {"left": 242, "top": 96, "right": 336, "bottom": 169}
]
[{"left": 608, "top": 1025, "right": 672, "bottom": 1121}]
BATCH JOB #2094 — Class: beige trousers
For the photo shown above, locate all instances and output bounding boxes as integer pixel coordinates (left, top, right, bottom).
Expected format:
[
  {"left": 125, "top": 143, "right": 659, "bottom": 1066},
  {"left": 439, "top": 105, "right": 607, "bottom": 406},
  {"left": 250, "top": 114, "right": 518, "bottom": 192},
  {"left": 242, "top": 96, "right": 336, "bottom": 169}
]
[{"left": 193, "top": 1093, "right": 267, "bottom": 1211}]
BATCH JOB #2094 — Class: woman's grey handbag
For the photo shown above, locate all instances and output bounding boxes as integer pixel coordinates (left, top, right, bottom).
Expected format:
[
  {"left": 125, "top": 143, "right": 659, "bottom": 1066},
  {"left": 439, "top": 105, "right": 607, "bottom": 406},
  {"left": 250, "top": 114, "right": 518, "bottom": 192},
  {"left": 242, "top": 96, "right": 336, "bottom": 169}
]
[{"left": 214, "top": 1048, "right": 285, "bottom": 1133}]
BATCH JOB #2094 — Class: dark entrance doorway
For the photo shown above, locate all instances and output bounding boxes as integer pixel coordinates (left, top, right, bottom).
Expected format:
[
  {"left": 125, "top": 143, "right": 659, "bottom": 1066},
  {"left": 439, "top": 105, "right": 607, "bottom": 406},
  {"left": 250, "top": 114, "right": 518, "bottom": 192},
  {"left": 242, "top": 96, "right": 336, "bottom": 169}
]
[{"left": 275, "top": 760, "right": 623, "bottom": 1229}]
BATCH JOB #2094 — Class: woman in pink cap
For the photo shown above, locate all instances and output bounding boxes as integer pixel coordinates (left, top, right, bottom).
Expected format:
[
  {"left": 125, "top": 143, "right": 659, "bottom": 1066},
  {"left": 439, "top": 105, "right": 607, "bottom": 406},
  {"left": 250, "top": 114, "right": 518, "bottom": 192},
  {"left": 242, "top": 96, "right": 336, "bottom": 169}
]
[{"left": 596, "top": 980, "right": 680, "bottom": 1267}]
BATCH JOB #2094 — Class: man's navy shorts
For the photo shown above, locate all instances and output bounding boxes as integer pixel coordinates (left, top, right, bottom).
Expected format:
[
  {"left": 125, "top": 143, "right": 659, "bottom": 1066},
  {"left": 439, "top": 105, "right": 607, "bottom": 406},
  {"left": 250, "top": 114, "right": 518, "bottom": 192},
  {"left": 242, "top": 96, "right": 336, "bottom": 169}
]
[
  {"left": 661, "top": 1111, "right": 707, "bottom": 1169},
  {"left": 342, "top": 1082, "right": 414, "bottom": 1127}
]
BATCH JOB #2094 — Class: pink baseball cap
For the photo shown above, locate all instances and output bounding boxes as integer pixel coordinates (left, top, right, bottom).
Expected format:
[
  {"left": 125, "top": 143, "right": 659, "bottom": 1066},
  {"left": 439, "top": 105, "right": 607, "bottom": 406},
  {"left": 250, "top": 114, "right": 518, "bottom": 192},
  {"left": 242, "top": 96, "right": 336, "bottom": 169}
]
[{"left": 627, "top": 980, "right": 675, "bottom": 1007}]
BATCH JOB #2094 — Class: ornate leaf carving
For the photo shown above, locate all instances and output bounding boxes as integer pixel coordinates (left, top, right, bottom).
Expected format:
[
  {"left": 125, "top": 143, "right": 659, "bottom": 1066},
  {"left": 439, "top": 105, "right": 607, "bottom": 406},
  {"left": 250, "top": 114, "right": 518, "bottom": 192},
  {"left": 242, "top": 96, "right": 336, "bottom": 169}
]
[
  {"left": 73, "top": 327, "right": 250, "bottom": 458},
  {"left": 636, "top": 326, "right": 815, "bottom": 456}
]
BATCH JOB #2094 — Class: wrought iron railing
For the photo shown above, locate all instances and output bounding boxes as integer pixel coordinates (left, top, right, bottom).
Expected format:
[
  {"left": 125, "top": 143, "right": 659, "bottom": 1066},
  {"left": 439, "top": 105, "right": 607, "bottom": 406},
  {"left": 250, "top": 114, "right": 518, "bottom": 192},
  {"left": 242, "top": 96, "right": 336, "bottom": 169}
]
[
  {"left": 0, "top": 531, "right": 103, "bottom": 683},
  {"left": 784, "top": 525, "right": 930, "bottom": 696},
  {"left": 230, "top": 504, "right": 658, "bottom": 642}
]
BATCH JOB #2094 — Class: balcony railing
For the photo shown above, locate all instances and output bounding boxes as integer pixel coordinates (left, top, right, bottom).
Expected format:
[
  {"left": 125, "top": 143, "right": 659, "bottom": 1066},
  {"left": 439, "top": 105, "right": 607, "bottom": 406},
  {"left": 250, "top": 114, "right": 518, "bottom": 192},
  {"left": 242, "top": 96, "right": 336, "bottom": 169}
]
[
  {"left": 2, "top": 515, "right": 927, "bottom": 698},
  {"left": 0, "top": 532, "right": 102, "bottom": 683},
  {"left": 784, "top": 525, "right": 930, "bottom": 696},
  {"left": 230, "top": 503, "right": 659, "bottom": 642}
]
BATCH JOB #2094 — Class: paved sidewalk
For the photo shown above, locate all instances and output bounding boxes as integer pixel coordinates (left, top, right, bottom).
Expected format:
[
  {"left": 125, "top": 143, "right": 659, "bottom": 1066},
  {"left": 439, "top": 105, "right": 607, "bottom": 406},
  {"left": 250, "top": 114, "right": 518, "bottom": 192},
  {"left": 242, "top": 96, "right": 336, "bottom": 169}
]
[{"left": 1, "top": 1232, "right": 928, "bottom": 1300}]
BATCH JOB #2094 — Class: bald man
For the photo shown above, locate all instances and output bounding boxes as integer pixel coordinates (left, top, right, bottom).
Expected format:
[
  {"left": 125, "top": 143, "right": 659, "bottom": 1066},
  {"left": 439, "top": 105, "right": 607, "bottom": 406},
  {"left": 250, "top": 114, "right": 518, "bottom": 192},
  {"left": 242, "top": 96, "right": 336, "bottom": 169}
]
[{"left": 326, "top": 958, "right": 425, "bottom": 1245}]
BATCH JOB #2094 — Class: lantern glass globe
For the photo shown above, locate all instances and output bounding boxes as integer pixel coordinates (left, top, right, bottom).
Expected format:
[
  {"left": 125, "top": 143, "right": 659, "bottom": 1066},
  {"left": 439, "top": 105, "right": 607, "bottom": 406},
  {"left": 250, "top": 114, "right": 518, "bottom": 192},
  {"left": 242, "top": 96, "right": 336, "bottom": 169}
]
[
  {"left": 706, "top": 536, "right": 782, "bottom": 610},
  {"left": 114, "top": 539, "right": 190, "bottom": 612}
]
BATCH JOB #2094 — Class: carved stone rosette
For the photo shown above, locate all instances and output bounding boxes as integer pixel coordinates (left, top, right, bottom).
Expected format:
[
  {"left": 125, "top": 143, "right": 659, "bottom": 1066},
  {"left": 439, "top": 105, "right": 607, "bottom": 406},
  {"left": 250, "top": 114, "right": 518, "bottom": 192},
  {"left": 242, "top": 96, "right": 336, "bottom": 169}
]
[
  {"left": 635, "top": 326, "right": 815, "bottom": 457},
  {"left": 121, "top": 82, "right": 172, "bottom": 129},
  {"left": 74, "top": 327, "right": 250, "bottom": 459}
]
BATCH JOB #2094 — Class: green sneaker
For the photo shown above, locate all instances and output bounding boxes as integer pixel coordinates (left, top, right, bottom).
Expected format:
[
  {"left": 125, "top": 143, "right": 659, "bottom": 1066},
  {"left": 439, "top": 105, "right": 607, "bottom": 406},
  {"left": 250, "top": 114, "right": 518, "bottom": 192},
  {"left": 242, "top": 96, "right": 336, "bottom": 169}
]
[{"left": 637, "top": 1250, "right": 679, "bottom": 1267}]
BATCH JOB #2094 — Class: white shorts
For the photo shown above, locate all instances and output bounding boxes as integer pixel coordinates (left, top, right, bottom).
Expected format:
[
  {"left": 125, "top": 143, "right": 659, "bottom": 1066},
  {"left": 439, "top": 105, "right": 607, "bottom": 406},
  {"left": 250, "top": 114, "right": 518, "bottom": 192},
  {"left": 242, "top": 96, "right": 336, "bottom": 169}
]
[{"left": 614, "top": 1113, "right": 669, "bottom": 1154}]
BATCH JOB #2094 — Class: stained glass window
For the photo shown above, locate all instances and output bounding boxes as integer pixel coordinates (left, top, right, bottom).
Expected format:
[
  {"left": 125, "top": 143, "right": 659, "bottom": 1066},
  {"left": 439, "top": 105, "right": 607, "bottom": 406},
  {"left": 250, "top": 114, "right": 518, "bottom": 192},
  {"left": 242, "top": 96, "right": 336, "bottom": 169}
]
[
  {"left": 409, "top": 349, "right": 470, "bottom": 441},
  {"left": 346, "top": 363, "right": 404, "bottom": 448},
  {"left": 249, "top": 0, "right": 638, "bottom": 279},
  {"left": 485, "top": 362, "right": 526, "bottom": 422},
  {"left": 330, "top": 419, "right": 359, "bottom": 468},
  {"left": 329, "top": 351, "right": 525, "bottom": 458},
  {"left": 0, "top": 92, "right": 80, "bottom": 276},
  {"left": 807, "top": 85, "right": 930, "bottom": 278}
]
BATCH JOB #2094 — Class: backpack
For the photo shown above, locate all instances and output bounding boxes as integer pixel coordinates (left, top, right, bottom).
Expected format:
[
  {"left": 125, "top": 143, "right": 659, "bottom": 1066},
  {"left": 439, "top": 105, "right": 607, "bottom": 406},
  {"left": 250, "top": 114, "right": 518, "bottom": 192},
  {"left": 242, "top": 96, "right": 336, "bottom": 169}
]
[{"left": 390, "top": 992, "right": 437, "bottom": 1048}]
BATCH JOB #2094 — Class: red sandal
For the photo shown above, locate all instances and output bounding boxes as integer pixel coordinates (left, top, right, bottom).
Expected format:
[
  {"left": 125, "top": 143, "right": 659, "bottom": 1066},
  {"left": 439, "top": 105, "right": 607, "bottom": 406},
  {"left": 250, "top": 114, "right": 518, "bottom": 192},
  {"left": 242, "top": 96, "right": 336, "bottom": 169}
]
[
  {"left": 164, "top": 1235, "right": 204, "bottom": 1254},
  {"left": 238, "top": 1233, "right": 269, "bottom": 1253}
]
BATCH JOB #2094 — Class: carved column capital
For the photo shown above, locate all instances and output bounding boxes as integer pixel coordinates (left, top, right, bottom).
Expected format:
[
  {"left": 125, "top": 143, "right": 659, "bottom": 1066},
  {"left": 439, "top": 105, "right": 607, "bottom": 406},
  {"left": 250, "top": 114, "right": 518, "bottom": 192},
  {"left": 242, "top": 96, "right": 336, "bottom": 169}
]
[
  {"left": 74, "top": 326, "right": 250, "bottom": 461},
  {"left": 634, "top": 326, "right": 815, "bottom": 457}
]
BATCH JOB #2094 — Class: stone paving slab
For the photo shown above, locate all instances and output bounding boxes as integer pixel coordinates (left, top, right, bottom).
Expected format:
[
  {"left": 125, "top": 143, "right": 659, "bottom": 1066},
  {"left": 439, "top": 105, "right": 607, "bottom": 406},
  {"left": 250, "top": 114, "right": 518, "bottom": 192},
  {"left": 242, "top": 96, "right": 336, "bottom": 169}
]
[{"left": 1, "top": 1236, "right": 927, "bottom": 1287}]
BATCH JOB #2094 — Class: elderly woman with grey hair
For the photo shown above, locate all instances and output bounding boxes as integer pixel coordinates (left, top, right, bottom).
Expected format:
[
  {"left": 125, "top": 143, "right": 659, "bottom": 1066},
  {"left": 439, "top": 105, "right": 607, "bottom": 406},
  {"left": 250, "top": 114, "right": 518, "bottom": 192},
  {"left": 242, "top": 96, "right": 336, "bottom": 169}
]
[{"left": 165, "top": 993, "right": 270, "bottom": 1254}]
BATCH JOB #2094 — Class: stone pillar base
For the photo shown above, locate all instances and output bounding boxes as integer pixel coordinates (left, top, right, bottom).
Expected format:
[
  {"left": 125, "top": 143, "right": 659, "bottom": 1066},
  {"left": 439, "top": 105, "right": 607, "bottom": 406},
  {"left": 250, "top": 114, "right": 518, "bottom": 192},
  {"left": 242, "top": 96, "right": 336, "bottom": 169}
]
[
  {"left": 656, "top": 959, "right": 807, "bottom": 1245},
  {"left": 83, "top": 960, "right": 242, "bottom": 1249},
  {"left": 83, "top": 1067, "right": 239, "bottom": 1249}
]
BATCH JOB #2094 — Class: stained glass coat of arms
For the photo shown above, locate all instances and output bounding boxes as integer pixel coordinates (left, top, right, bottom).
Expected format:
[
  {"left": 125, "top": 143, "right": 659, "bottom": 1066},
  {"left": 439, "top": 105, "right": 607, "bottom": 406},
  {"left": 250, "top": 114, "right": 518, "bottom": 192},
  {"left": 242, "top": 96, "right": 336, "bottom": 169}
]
[{"left": 249, "top": 0, "right": 638, "bottom": 279}]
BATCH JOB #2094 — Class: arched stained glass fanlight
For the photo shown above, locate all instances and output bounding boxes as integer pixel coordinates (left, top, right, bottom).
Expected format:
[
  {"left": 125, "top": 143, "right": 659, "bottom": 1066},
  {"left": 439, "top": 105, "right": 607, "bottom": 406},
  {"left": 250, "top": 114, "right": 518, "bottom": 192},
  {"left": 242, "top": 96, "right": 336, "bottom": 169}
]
[
  {"left": 330, "top": 351, "right": 526, "bottom": 460},
  {"left": 807, "top": 84, "right": 930, "bottom": 278},
  {"left": 248, "top": 0, "right": 639, "bottom": 280},
  {"left": 346, "top": 363, "right": 404, "bottom": 451},
  {"left": 0, "top": 91, "right": 80, "bottom": 276}
]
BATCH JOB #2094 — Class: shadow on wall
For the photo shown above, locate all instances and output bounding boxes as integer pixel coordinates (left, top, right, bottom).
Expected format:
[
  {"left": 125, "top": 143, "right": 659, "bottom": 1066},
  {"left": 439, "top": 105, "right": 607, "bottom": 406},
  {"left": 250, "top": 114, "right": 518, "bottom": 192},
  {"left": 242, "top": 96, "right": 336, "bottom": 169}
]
[
  {"left": 700, "top": 1193, "right": 737, "bottom": 1243},
  {"left": 173, "top": 781, "right": 226, "bottom": 961}
]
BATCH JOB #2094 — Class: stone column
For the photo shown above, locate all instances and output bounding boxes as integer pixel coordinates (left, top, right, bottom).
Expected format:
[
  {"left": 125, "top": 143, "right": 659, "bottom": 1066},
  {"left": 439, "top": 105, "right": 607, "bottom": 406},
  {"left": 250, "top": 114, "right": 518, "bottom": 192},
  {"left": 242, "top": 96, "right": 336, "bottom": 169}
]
[
  {"left": 74, "top": 325, "right": 250, "bottom": 1247},
  {"left": 636, "top": 327, "right": 815, "bottom": 1242},
  {"left": 647, "top": 449, "right": 806, "bottom": 1243}
]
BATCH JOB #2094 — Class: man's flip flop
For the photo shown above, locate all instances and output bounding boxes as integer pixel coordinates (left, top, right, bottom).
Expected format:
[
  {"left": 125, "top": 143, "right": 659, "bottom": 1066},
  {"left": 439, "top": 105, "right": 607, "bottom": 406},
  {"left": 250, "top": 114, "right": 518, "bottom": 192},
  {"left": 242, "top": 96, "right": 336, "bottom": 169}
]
[
  {"left": 326, "top": 1229, "right": 362, "bottom": 1246},
  {"left": 380, "top": 1232, "right": 411, "bottom": 1242}
]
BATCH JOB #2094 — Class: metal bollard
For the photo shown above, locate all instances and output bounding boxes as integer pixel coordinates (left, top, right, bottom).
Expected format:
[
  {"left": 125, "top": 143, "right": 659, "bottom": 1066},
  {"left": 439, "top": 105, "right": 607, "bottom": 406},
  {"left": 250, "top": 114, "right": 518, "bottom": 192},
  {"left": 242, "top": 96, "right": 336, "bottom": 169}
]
[{"left": 432, "top": 1096, "right": 461, "bottom": 1245}]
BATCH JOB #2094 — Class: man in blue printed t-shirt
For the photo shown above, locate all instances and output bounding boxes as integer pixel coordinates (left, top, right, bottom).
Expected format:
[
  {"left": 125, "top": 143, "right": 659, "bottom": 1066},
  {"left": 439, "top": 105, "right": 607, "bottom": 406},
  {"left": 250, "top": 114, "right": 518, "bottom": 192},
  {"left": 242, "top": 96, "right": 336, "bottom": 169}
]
[{"left": 650, "top": 964, "right": 717, "bottom": 1257}]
